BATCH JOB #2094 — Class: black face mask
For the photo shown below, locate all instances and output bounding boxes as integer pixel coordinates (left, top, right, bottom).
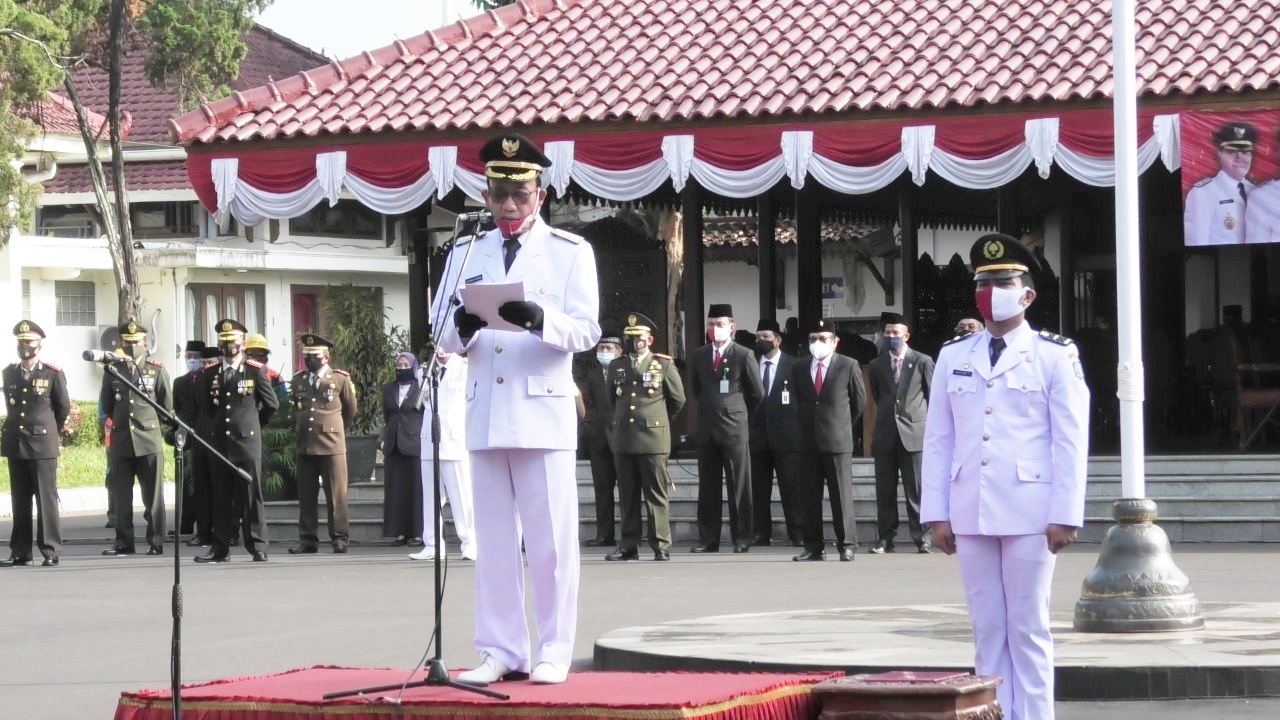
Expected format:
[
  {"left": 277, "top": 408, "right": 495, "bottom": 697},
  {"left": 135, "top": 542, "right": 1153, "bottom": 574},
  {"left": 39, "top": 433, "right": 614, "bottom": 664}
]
[
  {"left": 753, "top": 339, "right": 774, "bottom": 357},
  {"left": 304, "top": 357, "right": 325, "bottom": 373},
  {"left": 395, "top": 368, "right": 415, "bottom": 383},
  {"left": 623, "top": 337, "right": 643, "bottom": 355},
  {"left": 246, "top": 351, "right": 268, "bottom": 363},
  {"left": 221, "top": 343, "right": 239, "bottom": 358},
  {"left": 17, "top": 344, "right": 37, "bottom": 360}
]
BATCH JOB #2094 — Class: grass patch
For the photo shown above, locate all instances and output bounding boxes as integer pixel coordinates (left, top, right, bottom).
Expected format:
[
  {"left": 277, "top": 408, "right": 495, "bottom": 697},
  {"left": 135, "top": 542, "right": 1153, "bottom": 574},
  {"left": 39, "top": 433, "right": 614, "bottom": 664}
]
[{"left": 0, "top": 443, "right": 176, "bottom": 493}]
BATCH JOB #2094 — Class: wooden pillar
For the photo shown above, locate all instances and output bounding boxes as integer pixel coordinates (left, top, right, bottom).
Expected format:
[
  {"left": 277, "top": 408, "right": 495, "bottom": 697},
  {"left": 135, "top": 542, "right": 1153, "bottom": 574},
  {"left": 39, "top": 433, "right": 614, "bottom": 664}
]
[
  {"left": 407, "top": 224, "right": 432, "bottom": 354},
  {"left": 681, "top": 180, "right": 705, "bottom": 362},
  {"left": 997, "top": 184, "right": 1018, "bottom": 237},
  {"left": 796, "top": 184, "right": 822, "bottom": 331},
  {"left": 757, "top": 192, "right": 778, "bottom": 325},
  {"left": 898, "top": 181, "right": 917, "bottom": 324}
]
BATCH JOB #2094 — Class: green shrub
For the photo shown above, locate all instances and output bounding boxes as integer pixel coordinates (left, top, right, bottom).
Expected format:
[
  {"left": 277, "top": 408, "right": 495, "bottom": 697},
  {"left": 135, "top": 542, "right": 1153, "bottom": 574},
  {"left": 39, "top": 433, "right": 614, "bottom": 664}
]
[{"left": 60, "top": 400, "right": 100, "bottom": 447}]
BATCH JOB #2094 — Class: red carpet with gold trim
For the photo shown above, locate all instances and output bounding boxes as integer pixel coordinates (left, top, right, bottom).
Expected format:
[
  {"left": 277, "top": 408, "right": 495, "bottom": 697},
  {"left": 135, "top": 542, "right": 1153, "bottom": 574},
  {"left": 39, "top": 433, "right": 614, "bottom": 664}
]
[{"left": 115, "top": 666, "right": 840, "bottom": 720}]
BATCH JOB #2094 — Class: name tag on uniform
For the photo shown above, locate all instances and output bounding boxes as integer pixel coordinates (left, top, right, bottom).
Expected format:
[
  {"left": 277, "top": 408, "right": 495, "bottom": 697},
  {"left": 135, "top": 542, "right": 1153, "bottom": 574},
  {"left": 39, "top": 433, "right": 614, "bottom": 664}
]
[
  {"left": 719, "top": 378, "right": 730, "bottom": 394},
  {"left": 1219, "top": 199, "right": 1235, "bottom": 205},
  {"left": 465, "top": 274, "right": 483, "bottom": 284},
  {"left": 952, "top": 369, "right": 972, "bottom": 377},
  {"left": 780, "top": 390, "right": 790, "bottom": 405}
]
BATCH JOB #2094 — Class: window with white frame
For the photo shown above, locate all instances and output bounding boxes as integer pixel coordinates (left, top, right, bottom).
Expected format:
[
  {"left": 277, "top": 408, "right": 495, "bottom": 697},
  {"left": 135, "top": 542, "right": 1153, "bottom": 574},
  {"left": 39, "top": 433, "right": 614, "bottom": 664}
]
[{"left": 55, "top": 280, "right": 96, "bottom": 326}]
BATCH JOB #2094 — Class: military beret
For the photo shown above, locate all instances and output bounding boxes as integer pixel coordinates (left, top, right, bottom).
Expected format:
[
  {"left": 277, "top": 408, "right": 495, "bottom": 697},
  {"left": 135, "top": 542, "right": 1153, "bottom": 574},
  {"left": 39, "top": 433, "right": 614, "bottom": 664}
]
[
  {"left": 970, "top": 233, "right": 1038, "bottom": 281},
  {"left": 480, "top": 133, "right": 551, "bottom": 183}
]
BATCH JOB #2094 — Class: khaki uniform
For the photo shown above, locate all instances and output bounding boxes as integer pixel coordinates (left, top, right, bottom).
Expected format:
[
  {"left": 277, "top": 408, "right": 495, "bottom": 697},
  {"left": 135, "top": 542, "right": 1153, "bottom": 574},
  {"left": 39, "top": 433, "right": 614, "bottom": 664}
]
[
  {"left": 292, "top": 365, "right": 357, "bottom": 547},
  {"left": 607, "top": 351, "right": 685, "bottom": 553},
  {"left": 2, "top": 361, "right": 69, "bottom": 561},
  {"left": 101, "top": 358, "right": 171, "bottom": 552}
]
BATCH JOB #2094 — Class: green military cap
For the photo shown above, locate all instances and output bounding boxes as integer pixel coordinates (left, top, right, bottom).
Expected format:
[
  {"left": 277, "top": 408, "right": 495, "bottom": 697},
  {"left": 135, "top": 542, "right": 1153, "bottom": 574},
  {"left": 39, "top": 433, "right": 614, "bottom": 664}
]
[
  {"left": 300, "top": 333, "right": 333, "bottom": 355},
  {"left": 970, "top": 232, "right": 1038, "bottom": 281},
  {"left": 624, "top": 312, "right": 657, "bottom": 337},
  {"left": 119, "top": 320, "right": 147, "bottom": 342}
]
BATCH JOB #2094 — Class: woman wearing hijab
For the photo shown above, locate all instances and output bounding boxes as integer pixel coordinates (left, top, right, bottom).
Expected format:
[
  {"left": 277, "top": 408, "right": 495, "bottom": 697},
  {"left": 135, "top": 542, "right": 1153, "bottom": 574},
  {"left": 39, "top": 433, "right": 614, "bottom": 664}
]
[{"left": 381, "top": 351, "right": 424, "bottom": 545}]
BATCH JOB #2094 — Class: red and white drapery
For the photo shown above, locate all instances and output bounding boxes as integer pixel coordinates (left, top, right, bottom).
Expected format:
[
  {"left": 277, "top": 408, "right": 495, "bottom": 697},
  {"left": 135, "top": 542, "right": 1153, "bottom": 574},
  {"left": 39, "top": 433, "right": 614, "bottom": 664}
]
[{"left": 188, "top": 109, "right": 1181, "bottom": 227}]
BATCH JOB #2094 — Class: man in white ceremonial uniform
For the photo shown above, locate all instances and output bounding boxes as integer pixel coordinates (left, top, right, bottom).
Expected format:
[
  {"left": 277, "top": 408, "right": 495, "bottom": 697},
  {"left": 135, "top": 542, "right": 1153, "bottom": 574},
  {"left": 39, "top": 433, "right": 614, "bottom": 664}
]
[
  {"left": 411, "top": 350, "right": 476, "bottom": 561},
  {"left": 1184, "top": 121, "right": 1256, "bottom": 247},
  {"left": 1246, "top": 179, "right": 1280, "bottom": 244},
  {"left": 921, "top": 233, "right": 1090, "bottom": 720},
  {"left": 432, "top": 133, "right": 600, "bottom": 686}
]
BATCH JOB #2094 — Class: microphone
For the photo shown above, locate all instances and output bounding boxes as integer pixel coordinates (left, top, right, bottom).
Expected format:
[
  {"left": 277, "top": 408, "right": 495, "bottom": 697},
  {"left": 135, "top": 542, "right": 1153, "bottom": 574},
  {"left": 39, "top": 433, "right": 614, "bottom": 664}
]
[
  {"left": 456, "top": 209, "right": 492, "bottom": 223},
  {"left": 83, "top": 349, "right": 122, "bottom": 363}
]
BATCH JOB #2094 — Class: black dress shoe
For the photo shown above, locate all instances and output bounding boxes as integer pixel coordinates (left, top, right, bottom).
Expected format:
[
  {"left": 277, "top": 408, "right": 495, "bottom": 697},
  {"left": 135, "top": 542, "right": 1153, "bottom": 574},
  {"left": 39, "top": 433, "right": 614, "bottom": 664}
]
[
  {"left": 391, "top": 535, "right": 408, "bottom": 547},
  {"left": 654, "top": 549, "right": 670, "bottom": 561},
  {"left": 194, "top": 551, "right": 228, "bottom": 564},
  {"left": 101, "top": 547, "right": 133, "bottom": 556},
  {"left": 42, "top": 556, "right": 59, "bottom": 567},
  {"left": 251, "top": 551, "right": 268, "bottom": 562},
  {"left": 839, "top": 548, "right": 856, "bottom": 562},
  {"left": 605, "top": 548, "right": 639, "bottom": 561},
  {"left": 869, "top": 540, "right": 895, "bottom": 554},
  {"left": 186, "top": 536, "right": 210, "bottom": 547},
  {"left": 690, "top": 544, "right": 719, "bottom": 553},
  {"left": 288, "top": 545, "right": 318, "bottom": 555},
  {"left": 11, "top": 557, "right": 31, "bottom": 566},
  {"left": 146, "top": 546, "right": 163, "bottom": 556},
  {"left": 793, "top": 549, "right": 825, "bottom": 561},
  {"left": 733, "top": 544, "right": 750, "bottom": 553},
  {"left": 333, "top": 542, "right": 349, "bottom": 554},
  {"left": 583, "top": 537, "right": 616, "bottom": 547},
  {"left": 917, "top": 544, "right": 933, "bottom": 554},
  {"left": 751, "top": 536, "right": 772, "bottom": 547}
]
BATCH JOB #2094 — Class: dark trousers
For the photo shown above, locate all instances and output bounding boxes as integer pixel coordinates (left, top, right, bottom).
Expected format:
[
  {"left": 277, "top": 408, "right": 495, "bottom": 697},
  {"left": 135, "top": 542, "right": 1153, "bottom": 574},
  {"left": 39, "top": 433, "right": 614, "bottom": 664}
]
[
  {"left": 178, "top": 446, "right": 213, "bottom": 540},
  {"left": 7, "top": 457, "right": 61, "bottom": 559},
  {"left": 801, "top": 451, "right": 857, "bottom": 552},
  {"left": 210, "top": 456, "right": 266, "bottom": 554},
  {"left": 750, "top": 446, "right": 804, "bottom": 544},
  {"left": 873, "top": 438, "right": 928, "bottom": 546},
  {"left": 589, "top": 438, "right": 617, "bottom": 541},
  {"left": 695, "top": 441, "right": 752, "bottom": 546},
  {"left": 110, "top": 452, "right": 164, "bottom": 551},
  {"left": 616, "top": 453, "right": 672, "bottom": 552},
  {"left": 297, "top": 453, "right": 349, "bottom": 545},
  {"left": 382, "top": 450, "right": 423, "bottom": 538}
]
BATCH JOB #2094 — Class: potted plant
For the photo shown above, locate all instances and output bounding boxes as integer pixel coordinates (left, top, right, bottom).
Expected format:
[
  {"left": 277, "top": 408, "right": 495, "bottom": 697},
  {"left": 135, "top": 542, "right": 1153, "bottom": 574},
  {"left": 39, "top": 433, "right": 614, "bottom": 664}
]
[{"left": 322, "top": 283, "right": 407, "bottom": 484}]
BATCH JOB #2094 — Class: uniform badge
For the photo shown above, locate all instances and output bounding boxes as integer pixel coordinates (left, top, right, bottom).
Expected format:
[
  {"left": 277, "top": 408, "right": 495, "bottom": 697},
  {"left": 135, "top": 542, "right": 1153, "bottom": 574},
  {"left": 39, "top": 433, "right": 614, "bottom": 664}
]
[
  {"left": 616, "top": 387, "right": 623, "bottom": 397},
  {"left": 1225, "top": 213, "right": 1236, "bottom": 230},
  {"left": 1073, "top": 360, "right": 1085, "bottom": 379}
]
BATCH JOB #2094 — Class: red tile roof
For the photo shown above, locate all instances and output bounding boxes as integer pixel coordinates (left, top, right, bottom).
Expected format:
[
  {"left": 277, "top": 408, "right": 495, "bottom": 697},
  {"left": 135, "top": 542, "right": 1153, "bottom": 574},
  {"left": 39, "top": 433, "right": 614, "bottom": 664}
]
[
  {"left": 42, "top": 160, "right": 191, "bottom": 195},
  {"left": 67, "top": 24, "right": 327, "bottom": 145},
  {"left": 171, "top": 0, "right": 1280, "bottom": 146},
  {"left": 14, "top": 92, "right": 117, "bottom": 140}
]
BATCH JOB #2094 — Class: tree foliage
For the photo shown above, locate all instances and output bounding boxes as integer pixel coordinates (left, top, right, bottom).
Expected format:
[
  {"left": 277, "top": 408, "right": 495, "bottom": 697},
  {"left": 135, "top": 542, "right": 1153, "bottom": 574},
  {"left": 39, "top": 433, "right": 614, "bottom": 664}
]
[{"left": 470, "top": 0, "right": 516, "bottom": 10}]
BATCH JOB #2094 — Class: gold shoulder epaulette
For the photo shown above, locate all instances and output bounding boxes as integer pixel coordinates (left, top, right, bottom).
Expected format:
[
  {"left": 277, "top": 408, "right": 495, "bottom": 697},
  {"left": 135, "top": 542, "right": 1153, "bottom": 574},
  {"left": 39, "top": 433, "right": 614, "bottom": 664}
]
[
  {"left": 333, "top": 368, "right": 351, "bottom": 377},
  {"left": 43, "top": 362, "right": 63, "bottom": 373},
  {"left": 550, "top": 228, "right": 584, "bottom": 244},
  {"left": 654, "top": 353, "right": 673, "bottom": 360},
  {"left": 1037, "top": 329, "right": 1074, "bottom": 346}
]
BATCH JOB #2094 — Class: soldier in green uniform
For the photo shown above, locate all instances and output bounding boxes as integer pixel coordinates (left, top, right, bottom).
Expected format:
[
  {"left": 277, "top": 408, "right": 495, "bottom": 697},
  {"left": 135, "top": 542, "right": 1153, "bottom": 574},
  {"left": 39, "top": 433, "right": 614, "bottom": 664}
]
[
  {"left": 289, "top": 334, "right": 358, "bottom": 554},
  {"left": 101, "top": 321, "right": 171, "bottom": 556},
  {"left": 2, "top": 321, "right": 70, "bottom": 567},
  {"left": 604, "top": 312, "right": 686, "bottom": 562}
]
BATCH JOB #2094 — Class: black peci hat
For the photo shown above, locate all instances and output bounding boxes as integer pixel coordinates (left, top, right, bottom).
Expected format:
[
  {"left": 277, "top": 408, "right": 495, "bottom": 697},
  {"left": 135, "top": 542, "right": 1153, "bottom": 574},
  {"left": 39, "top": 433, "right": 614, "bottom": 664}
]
[
  {"left": 480, "top": 133, "right": 551, "bottom": 183},
  {"left": 707, "top": 303, "right": 734, "bottom": 319},
  {"left": 184, "top": 340, "right": 206, "bottom": 353},
  {"left": 880, "top": 312, "right": 906, "bottom": 329},
  {"left": 756, "top": 318, "right": 782, "bottom": 334},
  {"left": 970, "top": 233, "right": 1038, "bottom": 281}
]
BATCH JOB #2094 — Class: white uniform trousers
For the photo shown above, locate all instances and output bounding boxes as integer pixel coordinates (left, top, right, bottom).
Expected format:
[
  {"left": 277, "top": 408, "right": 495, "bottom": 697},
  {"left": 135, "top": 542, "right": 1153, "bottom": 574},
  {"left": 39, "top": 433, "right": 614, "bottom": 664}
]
[
  {"left": 956, "top": 534, "right": 1057, "bottom": 720},
  {"left": 419, "top": 457, "right": 476, "bottom": 558},
  {"left": 470, "top": 448, "right": 579, "bottom": 672}
]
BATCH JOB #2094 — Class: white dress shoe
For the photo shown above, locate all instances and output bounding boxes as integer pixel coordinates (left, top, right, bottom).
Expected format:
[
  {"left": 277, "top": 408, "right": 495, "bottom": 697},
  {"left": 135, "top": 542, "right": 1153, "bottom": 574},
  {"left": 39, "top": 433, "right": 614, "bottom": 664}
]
[
  {"left": 408, "top": 548, "right": 440, "bottom": 561},
  {"left": 530, "top": 662, "right": 568, "bottom": 684},
  {"left": 457, "top": 655, "right": 511, "bottom": 684}
]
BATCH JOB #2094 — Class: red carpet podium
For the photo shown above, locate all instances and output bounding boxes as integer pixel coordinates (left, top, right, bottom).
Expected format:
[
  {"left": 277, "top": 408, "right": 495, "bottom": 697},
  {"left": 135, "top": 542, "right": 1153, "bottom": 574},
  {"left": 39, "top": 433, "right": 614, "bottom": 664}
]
[{"left": 116, "top": 666, "right": 840, "bottom": 720}]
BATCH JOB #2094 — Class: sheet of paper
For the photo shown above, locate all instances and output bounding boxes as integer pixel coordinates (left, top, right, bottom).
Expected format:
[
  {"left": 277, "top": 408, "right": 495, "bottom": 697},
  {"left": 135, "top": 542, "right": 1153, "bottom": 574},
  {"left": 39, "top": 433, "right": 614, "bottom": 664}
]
[{"left": 460, "top": 281, "right": 527, "bottom": 333}]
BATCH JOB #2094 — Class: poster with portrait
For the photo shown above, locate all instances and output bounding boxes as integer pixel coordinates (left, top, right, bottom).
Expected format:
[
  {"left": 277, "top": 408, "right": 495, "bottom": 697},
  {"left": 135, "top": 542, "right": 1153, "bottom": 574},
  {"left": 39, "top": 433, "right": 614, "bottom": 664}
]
[{"left": 1182, "top": 109, "right": 1280, "bottom": 247}]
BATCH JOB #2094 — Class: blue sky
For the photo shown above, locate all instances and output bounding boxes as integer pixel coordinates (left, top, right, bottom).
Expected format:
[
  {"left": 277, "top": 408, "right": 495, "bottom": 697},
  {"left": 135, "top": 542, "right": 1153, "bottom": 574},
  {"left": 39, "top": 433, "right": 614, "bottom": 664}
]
[{"left": 255, "top": 0, "right": 480, "bottom": 60}]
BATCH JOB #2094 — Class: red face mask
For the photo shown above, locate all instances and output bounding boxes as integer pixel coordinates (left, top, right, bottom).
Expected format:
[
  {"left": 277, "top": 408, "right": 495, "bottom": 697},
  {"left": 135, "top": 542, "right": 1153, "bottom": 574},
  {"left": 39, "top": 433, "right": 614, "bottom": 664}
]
[{"left": 975, "top": 287, "right": 994, "bottom": 323}]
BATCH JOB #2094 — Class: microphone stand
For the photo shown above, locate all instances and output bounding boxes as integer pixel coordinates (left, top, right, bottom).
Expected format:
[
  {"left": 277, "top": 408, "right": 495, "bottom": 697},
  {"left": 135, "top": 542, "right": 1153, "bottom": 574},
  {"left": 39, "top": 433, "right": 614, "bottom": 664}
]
[
  {"left": 99, "top": 360, "right": 254, "bottom": 720},
  {"left": 324, "top": 216, "right": 507, "bottom": 702}
]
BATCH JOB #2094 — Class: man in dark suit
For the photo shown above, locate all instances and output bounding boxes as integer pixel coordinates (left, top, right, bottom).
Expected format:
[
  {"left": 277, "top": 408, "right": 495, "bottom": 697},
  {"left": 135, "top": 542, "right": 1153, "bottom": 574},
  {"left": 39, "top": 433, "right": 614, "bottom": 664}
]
[
  {"left": 792, "top": 321, "right": 867, "bottom": 562},
  {"left": 194, "top": 319, "right": 279, "bottom": 563},
  {"left": 289, "top": 333, "right": 357, "bottom": 554},
  {"left": 605, "top": 313, "right": 685, "bottom": 561},
  {"left": 689, "top": 303, "right": 763, "bottom": 553},
  {"left": 2, "top": 321, "right": 69, "bottom": 567},
  {"left": 748, "top": 319, "right": 804, "bottom": 546},
  {"left": 868, "top": 313, "right": 935, "bottom": 554},
  {"left": 101, "top": 321, "right": 171, "bottom": 557},
  {"left": 173, "top": 340, "right": 213, "bottom": 547},
  {"left": 576, "top": 331, "right": 623, "bottom": 547}
]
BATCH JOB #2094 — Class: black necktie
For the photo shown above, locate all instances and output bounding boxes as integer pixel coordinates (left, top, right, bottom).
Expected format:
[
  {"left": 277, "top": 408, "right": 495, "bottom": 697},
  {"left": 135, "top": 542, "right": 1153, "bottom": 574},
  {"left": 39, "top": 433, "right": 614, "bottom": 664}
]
[
  {"left": 503, "top": 237, "right": 520, "bottom": 272},
  {"left": 989, "top": 337, "right": 1006, "bottom": 367},
  {"left": 438, "top": 365, "right": 447, "bottom": 382},
  {"left": 1239, "top": 182, "right": 1248, "bottom": 206},
  {"left": 762, "top": 360, "right": 773, "bottom": 395}
]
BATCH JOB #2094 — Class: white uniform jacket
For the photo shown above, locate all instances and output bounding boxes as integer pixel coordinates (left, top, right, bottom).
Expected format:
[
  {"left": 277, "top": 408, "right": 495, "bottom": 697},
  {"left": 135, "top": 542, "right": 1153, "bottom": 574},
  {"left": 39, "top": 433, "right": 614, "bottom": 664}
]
[
  {"left": 432, "top": 217, "right": 601, "bottom": 450},
  {"left": 1245, "top": 180, "right": 1280, "bottom": 244},
  {"left": 920, "top": 322, "right": 1090, "bottom": 536},
  {"left": 420, "top": 358, "right": 470, "bottom": 461},
  {"left": 1184, "top": 170, "right": 1252, "bottom": 246}
]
